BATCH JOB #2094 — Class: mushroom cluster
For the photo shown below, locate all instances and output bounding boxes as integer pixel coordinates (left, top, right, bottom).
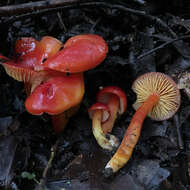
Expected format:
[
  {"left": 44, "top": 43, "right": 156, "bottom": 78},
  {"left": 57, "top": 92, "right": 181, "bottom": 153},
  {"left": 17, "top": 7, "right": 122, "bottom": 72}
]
[
  {"left": 0, "top": 34, "right": 108, "bottom": 132},
  {"left": 1, "top": 34, "right": 182, "bottom": 177},
  {"left": 88, "top": 86, "right": 127, "bottom": 151}
]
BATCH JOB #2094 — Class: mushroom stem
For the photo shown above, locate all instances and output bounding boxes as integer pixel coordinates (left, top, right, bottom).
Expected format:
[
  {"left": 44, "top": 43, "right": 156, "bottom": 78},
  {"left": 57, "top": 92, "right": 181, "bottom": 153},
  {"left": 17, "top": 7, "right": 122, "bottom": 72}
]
[
  {"left": 52, "top": 112, "right": 69, "bottom": 133},
  {"left": 92, "top": 110, "right": 118, "bottom": 151},
  {"left": 105, "top": 94, "right": 159, "bottom": 174},
  {"left": 52, "top": 104, "right": 80, "bottom": 133},
  {"left": 102, "top": 94, "right": 120, "bottom": 134}
]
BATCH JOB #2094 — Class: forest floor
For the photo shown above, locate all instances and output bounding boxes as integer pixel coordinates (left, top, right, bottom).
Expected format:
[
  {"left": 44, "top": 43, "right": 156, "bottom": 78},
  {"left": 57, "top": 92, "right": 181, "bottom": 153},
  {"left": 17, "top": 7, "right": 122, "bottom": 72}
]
[{"left": 0, "top": 0, "right": 190, "bottom": 190}]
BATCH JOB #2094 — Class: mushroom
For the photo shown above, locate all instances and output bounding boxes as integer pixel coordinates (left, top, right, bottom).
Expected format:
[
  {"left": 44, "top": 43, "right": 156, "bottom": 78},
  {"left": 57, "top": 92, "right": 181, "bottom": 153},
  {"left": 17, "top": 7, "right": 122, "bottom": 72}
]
[
  {"left": 96, "top": 86, "right": 127, "bottom": 133},
  {"left": 88, "top": 86, "right": 127, "bottom": 150},
  {"left": 104, "top": 72, "right": 181, "bottom": 175},
  {"left": 25, "top": 73, "right": 84, "bottom": 132}
]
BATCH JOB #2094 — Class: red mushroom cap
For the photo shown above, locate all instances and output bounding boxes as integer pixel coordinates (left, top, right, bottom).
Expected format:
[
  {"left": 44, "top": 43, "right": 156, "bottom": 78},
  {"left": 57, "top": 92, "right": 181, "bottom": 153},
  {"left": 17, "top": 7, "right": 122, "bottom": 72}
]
[
  {"left": 39, "top": 36, "right": 63, "bottom": 58},
  {"left": 40, "top": 34, "right": 108, "bottom": 73},
  {"left": 96, "top": 86, "right": 127, "bottom": 114},
  {"left": 88, "top": 102, "right": 110, "bottom": 123},
  {"left": 34, "top": 36, "right": 63, "bottom": 71},
  {"left": 2, "top": 36, "right": 63, "bottom": 84},
  {"left": 14, "top": 37, "right": 37, "bottom": 57},
  {"left": 14, "top": 36, "right": 63, "bottom": 70},
  {"left": 25, "top": 73, "right": 84, "bottom": 115},
  {"left": 14, "top": 37, "right": 44, "bottom": 69}
]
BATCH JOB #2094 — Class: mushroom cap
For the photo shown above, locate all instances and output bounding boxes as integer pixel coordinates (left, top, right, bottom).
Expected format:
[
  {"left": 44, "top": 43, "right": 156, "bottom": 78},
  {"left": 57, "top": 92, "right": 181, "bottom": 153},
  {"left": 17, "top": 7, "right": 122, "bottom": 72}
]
[
  {"left": 34, "top": 36, "right": 63, "bottom": 71},
  {"left": 39, "top": 36, "right": 63, "bottom": 58},
  {"left": 14, "top": 36, "right": 63, "bottom": 70},
  {"left": 15, "top": 37, "right": 37, "bottom": 57},
  {"left": 2, "top": 36, "right": 64, "bottom": 84},
  {"left": 96, "top": 86, "right": 127, "bottom": 114},
  {"left": 25, "top": 73, "right": 84, "bottom": 115},
  {"left": 41, "top": 34, "right": 108, "bottom": 73},
  {"left": 88, "top": 102, "right": 110, "bottom": 123},
  {"left": 132, "top": 72, "right": 181, "bottom": 121},
  {"left": 14, "top": 37, "right": 42, "bottom": 69}
]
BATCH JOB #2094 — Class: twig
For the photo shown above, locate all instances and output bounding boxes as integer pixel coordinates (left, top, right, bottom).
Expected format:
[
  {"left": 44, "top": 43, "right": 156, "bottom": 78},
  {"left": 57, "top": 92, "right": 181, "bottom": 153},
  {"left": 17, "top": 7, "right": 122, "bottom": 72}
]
[
  {"left": 0, "top": 0, "right": 85, "bottom": 16},
  {"left": 173, "top": 114, "right": 184, "bottom": 150},
  {"left": 137, "top": 34, "right": 190, "bottom": 60},
  {"left": 38, "top": 139, "right": 60, "bottom": 190},
  {"left": 57, "top": 12, "right": 67, "bottom": 32}
]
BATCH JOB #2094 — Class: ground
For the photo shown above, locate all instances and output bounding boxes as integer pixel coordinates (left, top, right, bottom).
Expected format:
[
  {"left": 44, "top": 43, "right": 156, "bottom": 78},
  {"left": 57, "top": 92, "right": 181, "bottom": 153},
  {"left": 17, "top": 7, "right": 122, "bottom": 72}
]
[{"left": 0, "top": 0, "right": 190, "bottom": 190}]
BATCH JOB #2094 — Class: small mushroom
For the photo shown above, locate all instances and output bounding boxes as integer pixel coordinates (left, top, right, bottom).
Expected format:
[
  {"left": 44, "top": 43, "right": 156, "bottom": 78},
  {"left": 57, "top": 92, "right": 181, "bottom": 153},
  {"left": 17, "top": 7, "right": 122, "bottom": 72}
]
[
  {"left": 88, "top": 102, "right": 118, "bottom": 150},
  {"left": 88, "top": 86, "right": 127, "bottom": 151},
  {"left": 96, "top": 86, "right": 127, "bottom": 133},
  {"left": 104, "top": 72, "right": 181, "bottom": 175}
]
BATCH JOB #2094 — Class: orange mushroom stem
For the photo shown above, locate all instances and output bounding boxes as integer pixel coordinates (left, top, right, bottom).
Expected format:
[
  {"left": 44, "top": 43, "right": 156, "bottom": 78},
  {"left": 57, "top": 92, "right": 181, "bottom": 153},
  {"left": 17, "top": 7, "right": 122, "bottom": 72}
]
[
  {"left": 104, "top": 72, "right": 181, "bottom": 176},
  {"left": 88, "top": 103, "right": 119, "bottom": 150}
]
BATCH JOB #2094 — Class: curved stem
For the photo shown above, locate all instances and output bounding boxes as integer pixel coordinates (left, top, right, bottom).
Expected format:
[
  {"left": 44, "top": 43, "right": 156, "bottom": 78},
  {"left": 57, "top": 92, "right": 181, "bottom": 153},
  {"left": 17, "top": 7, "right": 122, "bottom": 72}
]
[
  {"left": 102, "top": 94, "right": 120, "bottom": 134},
  {"left": 105, "top": 94, "right": 159, "bottom": 173},
  {"left": 92, "top": 110, "right": 118, "bottom": 151}
]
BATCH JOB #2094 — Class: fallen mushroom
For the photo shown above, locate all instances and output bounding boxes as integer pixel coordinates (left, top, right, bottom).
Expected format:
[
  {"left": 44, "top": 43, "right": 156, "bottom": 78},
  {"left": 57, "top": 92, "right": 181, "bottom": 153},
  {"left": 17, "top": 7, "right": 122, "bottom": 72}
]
[
  {"left": 88, "top": 86, "right": 127, "bottom": 150},
  {"left": 104, "top": 72, "right": 181, "bottom": 175}
]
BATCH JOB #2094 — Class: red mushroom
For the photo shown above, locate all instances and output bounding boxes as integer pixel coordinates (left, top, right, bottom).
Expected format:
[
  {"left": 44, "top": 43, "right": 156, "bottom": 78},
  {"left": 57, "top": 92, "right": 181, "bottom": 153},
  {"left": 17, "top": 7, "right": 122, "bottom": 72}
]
[
  {"left": 104, "top": 72, "right": 181, "bottom": 175},
  {"left": 88, "top": 102, "right": 118, "bottom": 150},
  {"left": 96, "top": 86, "right": 127, "bottom": 133},
  {"left": 25, "top": 74, "right": 84, "bottom": 115},
  {"left": 25, "top": 73, "right": 84, "bottom": 132},
  {"left": 88, "top": 86, "right": 127, "bottom": 150}
]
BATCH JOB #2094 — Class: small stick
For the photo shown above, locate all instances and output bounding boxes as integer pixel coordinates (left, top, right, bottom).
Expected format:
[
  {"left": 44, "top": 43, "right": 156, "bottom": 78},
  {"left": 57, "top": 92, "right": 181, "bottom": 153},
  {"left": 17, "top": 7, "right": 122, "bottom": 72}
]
[
  {"left": 38, "top": 139, "right": 60, "bottom": 190},
  {"left": 137, "top": 35, "right": 190, "bottom": 60},
  {"left": 57, "top": 12, "right": 67, "bottom": 32},
  {"left": 173, "top": 114, "right": 184, "bottom": 150},
  {"left": 0, "top": 0, "right": 83, "bottom": 16}
]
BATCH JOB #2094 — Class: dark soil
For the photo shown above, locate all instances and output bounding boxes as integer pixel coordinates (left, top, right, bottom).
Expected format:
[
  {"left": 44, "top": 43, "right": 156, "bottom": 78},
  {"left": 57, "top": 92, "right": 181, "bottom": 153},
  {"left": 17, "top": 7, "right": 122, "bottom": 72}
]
[{"left": 0, "top": 0, "right": 190, "bottom": 190}]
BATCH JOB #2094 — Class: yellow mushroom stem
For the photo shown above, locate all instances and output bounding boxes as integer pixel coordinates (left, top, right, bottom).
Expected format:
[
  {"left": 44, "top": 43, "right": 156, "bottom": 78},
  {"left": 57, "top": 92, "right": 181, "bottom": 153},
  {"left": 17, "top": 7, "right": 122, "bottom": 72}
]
[{"left": 92, "top": 109, "right": 119, "bottom": 151}]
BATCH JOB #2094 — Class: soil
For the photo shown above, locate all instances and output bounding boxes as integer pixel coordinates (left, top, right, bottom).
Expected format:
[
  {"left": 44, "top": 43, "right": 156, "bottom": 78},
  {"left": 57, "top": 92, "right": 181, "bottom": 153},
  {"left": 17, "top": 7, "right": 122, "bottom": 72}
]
[{"left": 0, "top": 0, "right": 190, "bottom": 190}]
